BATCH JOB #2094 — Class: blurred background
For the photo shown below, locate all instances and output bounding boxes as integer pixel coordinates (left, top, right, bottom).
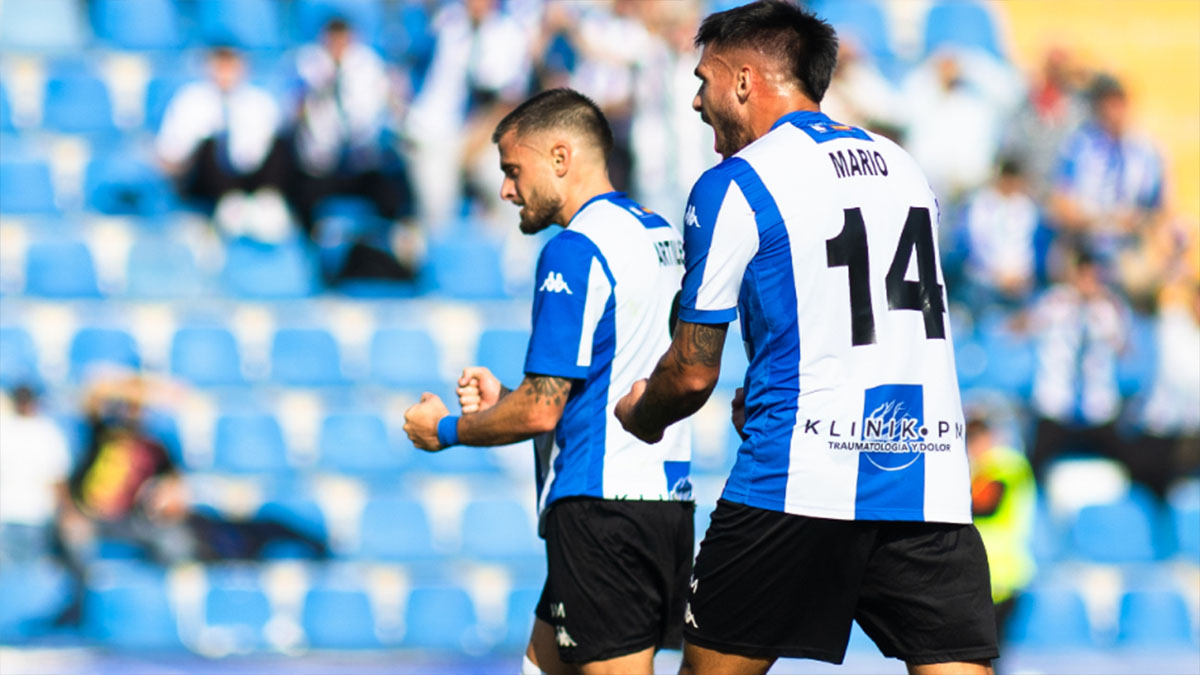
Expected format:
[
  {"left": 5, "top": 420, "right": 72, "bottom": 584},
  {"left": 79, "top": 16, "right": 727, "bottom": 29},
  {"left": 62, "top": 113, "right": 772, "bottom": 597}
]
[{"left": 0, "top": 0, "right": 1196, "bottom": 673}]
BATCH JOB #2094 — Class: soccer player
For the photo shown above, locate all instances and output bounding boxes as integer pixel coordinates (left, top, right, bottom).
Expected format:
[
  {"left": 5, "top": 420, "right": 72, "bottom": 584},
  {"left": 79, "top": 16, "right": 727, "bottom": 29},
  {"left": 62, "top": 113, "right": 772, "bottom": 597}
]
[
  {"left": 403, "top": 88, "right": 694, "bottom": 675},
  {"left": 613, "top": 2, "right": 998, "bottom": 674}
]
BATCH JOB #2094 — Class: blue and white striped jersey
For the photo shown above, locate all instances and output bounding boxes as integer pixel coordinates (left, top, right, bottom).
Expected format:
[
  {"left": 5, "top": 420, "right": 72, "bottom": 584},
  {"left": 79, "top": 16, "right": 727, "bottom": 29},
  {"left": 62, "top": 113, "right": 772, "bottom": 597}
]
[
  {"left": 525, "top": 192, "right": 692, "bottom": 514},
  {"left": 679, "top": 111, "right": 971, "bottom": 523}
]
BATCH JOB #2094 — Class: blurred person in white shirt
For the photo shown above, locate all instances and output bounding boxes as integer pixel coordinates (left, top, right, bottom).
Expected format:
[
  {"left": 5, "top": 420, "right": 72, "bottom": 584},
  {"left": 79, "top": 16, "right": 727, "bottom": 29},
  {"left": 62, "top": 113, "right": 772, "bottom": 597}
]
[
  {"left": 0, "top": 385, "right": 71, "bottom": 564},
  {"left": 157, "top": 46, "right": 292, "bottom": 242},
  {"left": 962, "top": 158, "right": 1040, "bottom": 311}
]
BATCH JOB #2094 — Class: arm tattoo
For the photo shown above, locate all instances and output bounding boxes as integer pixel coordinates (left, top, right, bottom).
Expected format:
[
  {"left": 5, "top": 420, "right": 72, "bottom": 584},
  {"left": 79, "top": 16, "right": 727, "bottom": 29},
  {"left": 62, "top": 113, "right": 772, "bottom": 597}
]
[
  {"left": 674, "top": 322, "right": 727, "bottom": 368},
  {"left": 521, "top": 375, "right": 572, "bottom": 407}
]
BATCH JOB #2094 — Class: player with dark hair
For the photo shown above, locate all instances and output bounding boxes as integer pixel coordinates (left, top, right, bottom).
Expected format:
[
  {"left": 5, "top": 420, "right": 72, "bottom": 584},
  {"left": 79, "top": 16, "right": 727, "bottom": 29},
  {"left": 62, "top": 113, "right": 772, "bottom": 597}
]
[
  {"left": 404, "top": 88, "right": 694, "bottom": 675},
  {"left": 614, "top": 2, "right": 997, "bottom": 674}
]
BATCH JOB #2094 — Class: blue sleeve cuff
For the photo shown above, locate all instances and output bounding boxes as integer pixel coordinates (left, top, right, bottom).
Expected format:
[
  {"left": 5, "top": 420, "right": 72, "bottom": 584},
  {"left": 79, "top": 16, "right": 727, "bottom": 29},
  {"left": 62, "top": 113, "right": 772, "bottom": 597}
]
[
  {"left": 676, "top": 306, "right": 738, "bottom": 324},
  {"left": 522, "top": 358, "right": 588, "bottom": 381},
  {"left": 437, "top": 415, "right": 460, "bottom": 447}
]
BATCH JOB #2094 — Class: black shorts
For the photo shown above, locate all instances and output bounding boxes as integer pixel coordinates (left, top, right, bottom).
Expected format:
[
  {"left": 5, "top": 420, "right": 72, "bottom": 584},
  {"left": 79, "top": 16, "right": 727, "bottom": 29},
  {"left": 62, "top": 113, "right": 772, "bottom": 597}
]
[
  {"left": 685, "top": 499, "right": 998, "bottom": 666},
  {"left": 534, "top": 498, "right": 695, "bottom": 664}
]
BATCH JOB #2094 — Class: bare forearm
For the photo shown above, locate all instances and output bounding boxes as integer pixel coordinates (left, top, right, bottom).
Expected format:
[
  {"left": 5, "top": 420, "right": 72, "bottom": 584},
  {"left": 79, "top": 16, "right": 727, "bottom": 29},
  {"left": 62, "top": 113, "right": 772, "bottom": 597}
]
[
  {"left": 629, "top": 322, "right": 726, "bottom": 438},
  {"left": 457, "top": 376, "right": 568, "bottom": 446}
]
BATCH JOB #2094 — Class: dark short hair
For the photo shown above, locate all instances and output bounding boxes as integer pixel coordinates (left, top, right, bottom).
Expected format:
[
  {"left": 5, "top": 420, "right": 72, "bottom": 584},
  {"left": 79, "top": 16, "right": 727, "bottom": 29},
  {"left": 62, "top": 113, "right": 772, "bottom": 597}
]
[
  {"left": 1088, "top": 73, "right": 1125, "bottom": 103},
  {"left": 324, "top": 17, "right": 351, "bottom": 34},
  {"left": 695, "top": 0, "right": 838, "bottom": 103},
  {"left": 491, "top": 88, "right": 614, "bottom": 155}
]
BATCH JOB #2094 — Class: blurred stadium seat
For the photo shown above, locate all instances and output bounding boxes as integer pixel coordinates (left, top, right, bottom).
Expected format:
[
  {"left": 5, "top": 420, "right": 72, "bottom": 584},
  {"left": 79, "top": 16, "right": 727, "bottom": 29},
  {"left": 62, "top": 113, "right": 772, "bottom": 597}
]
[
  {"left": 222, "top": 239, "right": 318, "bottom": 299},
  {"left": 424, "top": 239, "right": 510, "bottom": 300},
  {"left": 369, "top": 328, "right": 443, "bottom": 389},
  {"left": 302, "top": 586, "right": 381, "bottom": 649},
  {"left": 460, "top": 500, "right": 539, "bottom": 562},
  {"left": 317, "top": 412, "right": 405, "bottom": 474},
  {"left": 170, "top": 326, "right": 245, "bottom": 386},
  {"left": 503, "top": 586, "right": 540, "bottom": 649},
  {"left": 83, "top": 155, "right": 173, "bottom": 216},
  {"left": 0, "top": 562, "right": 72, "bottom": 643},
  {"left": 143, "top": 75, "right": 190, "bottom": 132},
  {"left": 68, "top": 327, "right": 140, "bottom": 379},
  {"left": 42, "top": 74, "right": 117, "bottom": 135},
  {"left": 0, "top": 158, "right": 57, "bottom": 214},
  {"left": 403, "top": 586, "right": 478, "bottom": 651},
  {"left": 197, "top": 0, "right": 285, "bottom": 51},
  {"left": 92, "top": 0, "right": 185, "bottom": 50},
  {"left": 1172, "top": 487, "right": 1200, "bottom": 561},
  {"left": 212, "top": 413, "right": 290, "bottom": 473},
  {"left": 809, "top": 0, "right": 898, "bottom": 76},
  {"left": 1117, "top": 590, "right": 1195, "bottom": 647},
  {"left": 255, "top": 498, "right": 329, "bottom": 546},
  {"left": 293, "top": 0, "right": 385, "bottom": 44},
  {"left": 1071, "top": 498, "right": 1158, "bottom": 563},
  {"left": 922, "top": 1, "right": 1004, "bottom": 59},
  {"left": 0, "top": 0, "right": 88, "bottom": 51},
  {"left": 357, "top": 498, "right": 437, "bottom": 561},
  {"left": 204, "top": 583, "right": 271, "bottom": 651},
  {"left": 475, "top": 329, "right": 530, "bottom": 389},
  {"left": 23, "top": 241, "right": 102, "bottom": 298},
  {"left": 1008, "top": 588, "right": 1094, "bottom": 648},
  {"left": 0, "top": 83, "right": 14, "bottom": 132},
  {"left": 0, "top": 325, "right": 40, "bottom": 388},
  {"left": 270, "top": 328, "right": 346, "bottom": 387},
  {"left": 83, "top": 566, "right": 183, "bottom": 650},
  {"left": 125, "top": 238, "right": 207, "bottom": 299}
]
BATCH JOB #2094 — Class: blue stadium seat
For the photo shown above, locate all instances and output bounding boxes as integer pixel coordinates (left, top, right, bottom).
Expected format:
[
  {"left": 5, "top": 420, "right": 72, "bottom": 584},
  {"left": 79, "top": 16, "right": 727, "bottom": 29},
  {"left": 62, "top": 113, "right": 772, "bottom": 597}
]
[
  {"left": 169, "top": 326, "right": 244, "bottom": 386},
  {"left": 1117, "top": 312, "right": 1157, "bottom": 397},
  {"left": 212, "top": 414, "right": 290, "bottom": 473},
  {"left": 205, "top": 585, "right": 271, "bottom": 650},
  {"left": 0, "top": 82, "right": 14, "bottom": 132},
  {"left": 143, "top": 76, "right": 189, "bottom": 132},
  {"left": 460, "top": 500, "right": 539, "bottom": 562},
  {"left": 197, "top": 0, "right": 284, "bottom": 50},
  {"left": 1117, "top": 590, "right": 1195, "bottom": 647},
  {"left": 369, "top": 328, "right": 443, "bottom": 389},
  {"left": 0, "top": 0, "right": 87, "bottom": 51},
  {"left": 317, "top": 412, "right": 405, "bottom": 473},
  {"left": 476, "top": 329, "right": 531, "bottom": 389},
  {"left": 294, "top": 0, "right": 385, "bottom": 44},
  {"left": 302, "top": 587, "right": 381, "bottom": 649},
  {"left": 92, "top": 0, "right": 184, "bottom": 50},
  {"left": 125, "top": 238, "right": 206, "bottom": 299},
  {"left": 1173, "top": 497, "right": 1200, "bottom": 561},
  {"left": 270, "top": 328, "right": 346, "bottom": 386},
  {"left": 256, "top": 498, "right": 327, "bottom": 540},
  {"left": 975, "top": 324, "right": 1036, "bottom": 396},
  {"left": 0, "top": 326, "right": 39, "bottom": 389},
  {"left": 405, "top": 441, "right": 503, "bottom": 474},
  {"left": 809, "top": 0, "right": 897, "bottom": 73},
  {"left": 0, "top": 158, "right": 56, "bottom": 214},
  {"left": 923, "top": 1, "right": 1004, "bottom": 60},
  {"left": 1071, "top": 498, "right": 1157, "bottom": 563},
  {"left": 83, "top": 155, "right": 172, "bottom": 216},
  {"left": 69, "top": 327, "right": 140, "bottom": 379},
  {"left": 24, "top": 241, "right": 102, "bottom": 298},
  {"left": 357, "top": 498, "right": 437, "bottom": 561},
  {"left": 1007, "top": 588, "right": 1093, "bottom": 648},
  {"left": 42, "top": 75, "right": 116, "bottom": 135},
  {"left": 403, "top": 586, "right": 478, "bottom": 651},
  {"left": 223, "top": 239, "right": 318, "bottom": 299},
  {"left": 503, "top": 586, "right": 541, "bottom": 649},
  {"left": 83, "top": 570, "right": 183, "bottom": 649},
  {"left": 424, "top": 239, "right": 509, "bottom": 300},
  {"left": 0, "top": 562, "right": 72, "bottom": 643}
]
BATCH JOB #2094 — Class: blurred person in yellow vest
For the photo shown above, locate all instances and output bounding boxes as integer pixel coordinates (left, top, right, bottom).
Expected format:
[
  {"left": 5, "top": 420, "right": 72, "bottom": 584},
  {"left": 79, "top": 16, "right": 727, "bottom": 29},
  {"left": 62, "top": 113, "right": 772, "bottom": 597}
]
[{"left": 967, "top": 414, "right": 1037, "bottom": 647}]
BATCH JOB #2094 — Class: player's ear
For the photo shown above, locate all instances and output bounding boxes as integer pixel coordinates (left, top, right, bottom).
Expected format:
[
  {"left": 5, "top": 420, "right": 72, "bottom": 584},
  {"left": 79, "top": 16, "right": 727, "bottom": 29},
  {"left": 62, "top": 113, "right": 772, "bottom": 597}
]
[
  {"left": 736, "top": 65, "right": 753, "bottom": 103},
  {"left": 550, "top": 141, "right": 571, "bottom": 178}
]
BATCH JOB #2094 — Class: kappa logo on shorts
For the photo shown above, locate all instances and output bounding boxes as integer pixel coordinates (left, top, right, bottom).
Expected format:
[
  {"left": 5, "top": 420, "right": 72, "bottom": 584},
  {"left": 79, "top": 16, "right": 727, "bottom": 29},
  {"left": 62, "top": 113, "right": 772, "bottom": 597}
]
[
  {"left": 550, "top": 602, "right": 566, "bottom": 619},
  {"left": 539, "top": 270, "right": 573, "bottom": 294},
  {"left": 556, "top": 625, "right": 578, "bottom": 648},
  {"left": 684, "top": 602, "right": 699, "bottom": 629}
]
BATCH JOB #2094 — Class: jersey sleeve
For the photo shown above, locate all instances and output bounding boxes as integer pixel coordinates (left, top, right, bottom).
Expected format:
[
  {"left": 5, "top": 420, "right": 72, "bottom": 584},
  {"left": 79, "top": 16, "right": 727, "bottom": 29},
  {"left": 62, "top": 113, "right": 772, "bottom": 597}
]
[
  {"left": 524, "top": 231, "right": 613, "bottom": 380},
  {"left": 677, "top": 166, "right": 759, "bottom": 324}
]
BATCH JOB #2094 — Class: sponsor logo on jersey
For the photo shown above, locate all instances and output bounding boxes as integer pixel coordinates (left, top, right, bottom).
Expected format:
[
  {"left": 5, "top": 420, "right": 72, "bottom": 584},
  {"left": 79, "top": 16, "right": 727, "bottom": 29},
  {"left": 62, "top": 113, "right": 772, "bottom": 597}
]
[
  {"left": 684, "top": 204, "right": 700, "bottom": 228},
  {"left": 860, "top": 384, "right": 925, "bottom": 471},
  {"left": 539, "top": 270, "right": 573, "bottom": 294}
]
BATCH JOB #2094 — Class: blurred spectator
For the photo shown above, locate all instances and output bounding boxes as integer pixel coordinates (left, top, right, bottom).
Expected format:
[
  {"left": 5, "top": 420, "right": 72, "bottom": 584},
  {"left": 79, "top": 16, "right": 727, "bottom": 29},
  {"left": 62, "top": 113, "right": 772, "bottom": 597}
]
[
  {"left": 962, "top": 158, "right": 1040, "bottom": 310},
  {"left": 1028, "top": 249, "right": 1128, "bottom": 480},
  {"left": 901, "top": 48, "right": 1022, "bottom": 206},
  {"left": 1136, "top": 283, "right": 1200, "bottom": 496},
  {"left": 291, "top": 18, "right": 418, "bottom": 284},
  {"left": 821, "top": 36, "right": 903, "bottom": 137},
  {"left": 157, "top": 47, "right": 292, "bottom": 242},
  {"left": 630, "top": 0, "right": 718, "bottom": 213},
  {"left": 967, "top": 414, "right": 1036, "bottom": 649},
  {"left": 0, "top": 386, "right": 72, "bottom": 564},
  {"left": 1048, "top": 74, "right": 1165, "bottom": 280},
  {"left": 1000, "top": 47, "right": 1089, "bottom": 201},
  {"left": 404, "top": 0, "right": 532, "bottom": 227}
]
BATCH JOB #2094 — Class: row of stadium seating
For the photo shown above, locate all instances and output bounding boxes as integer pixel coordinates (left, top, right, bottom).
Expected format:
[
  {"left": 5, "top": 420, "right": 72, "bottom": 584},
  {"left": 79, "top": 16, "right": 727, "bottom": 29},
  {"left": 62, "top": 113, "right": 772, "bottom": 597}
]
[
  {"left": 0, "top": 0, "right": 1005, "bottom": 63},
  {"left": 3, "top": 558, "right": 1195, "bottom": 652}
]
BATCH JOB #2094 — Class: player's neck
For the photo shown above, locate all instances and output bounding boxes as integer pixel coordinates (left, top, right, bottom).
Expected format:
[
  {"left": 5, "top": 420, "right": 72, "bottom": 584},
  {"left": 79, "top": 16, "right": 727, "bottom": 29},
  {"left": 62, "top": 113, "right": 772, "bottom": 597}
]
[
  {"left": 749, "top": 94, "right": 819, "bottom": 143},
  {"left": 559, "top": 173, "right": 616, "bottom": 228}
]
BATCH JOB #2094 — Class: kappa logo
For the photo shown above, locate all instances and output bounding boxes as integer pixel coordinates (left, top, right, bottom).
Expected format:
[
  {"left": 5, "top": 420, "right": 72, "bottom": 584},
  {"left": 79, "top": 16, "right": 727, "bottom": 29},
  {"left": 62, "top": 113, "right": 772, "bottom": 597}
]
[
  {"left": 684, "top": 602, "right": 699, "bottom": 629},
  {"left": 550, "top": 602, "right": 566, "bottom": 619},
  {"left": 556, "top": 626, "right": 578, "bottom": 648},
  {"left": 539, "top": 270, "right": 573, "bottom": 294},
  {"left": 684, "top": 204, "right": 700, "bottom": 228}
]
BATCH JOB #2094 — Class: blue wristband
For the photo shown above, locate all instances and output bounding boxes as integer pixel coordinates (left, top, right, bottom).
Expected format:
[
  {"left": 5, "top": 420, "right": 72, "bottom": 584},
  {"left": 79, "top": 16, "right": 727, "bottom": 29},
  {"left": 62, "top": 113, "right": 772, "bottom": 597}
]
[{"left": 436, "top": 415, "right": 460, "bottom": 447}]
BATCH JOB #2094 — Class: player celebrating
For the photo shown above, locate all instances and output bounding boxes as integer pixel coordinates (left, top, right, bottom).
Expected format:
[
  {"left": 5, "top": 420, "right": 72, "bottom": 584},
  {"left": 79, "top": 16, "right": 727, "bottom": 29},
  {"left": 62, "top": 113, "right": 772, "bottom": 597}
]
[
  {"left": 614, "top": 2, "right": 997, "bottom": 674},
  {"left": 403, "top": 88, "right": 694, "bottom": 675}
]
